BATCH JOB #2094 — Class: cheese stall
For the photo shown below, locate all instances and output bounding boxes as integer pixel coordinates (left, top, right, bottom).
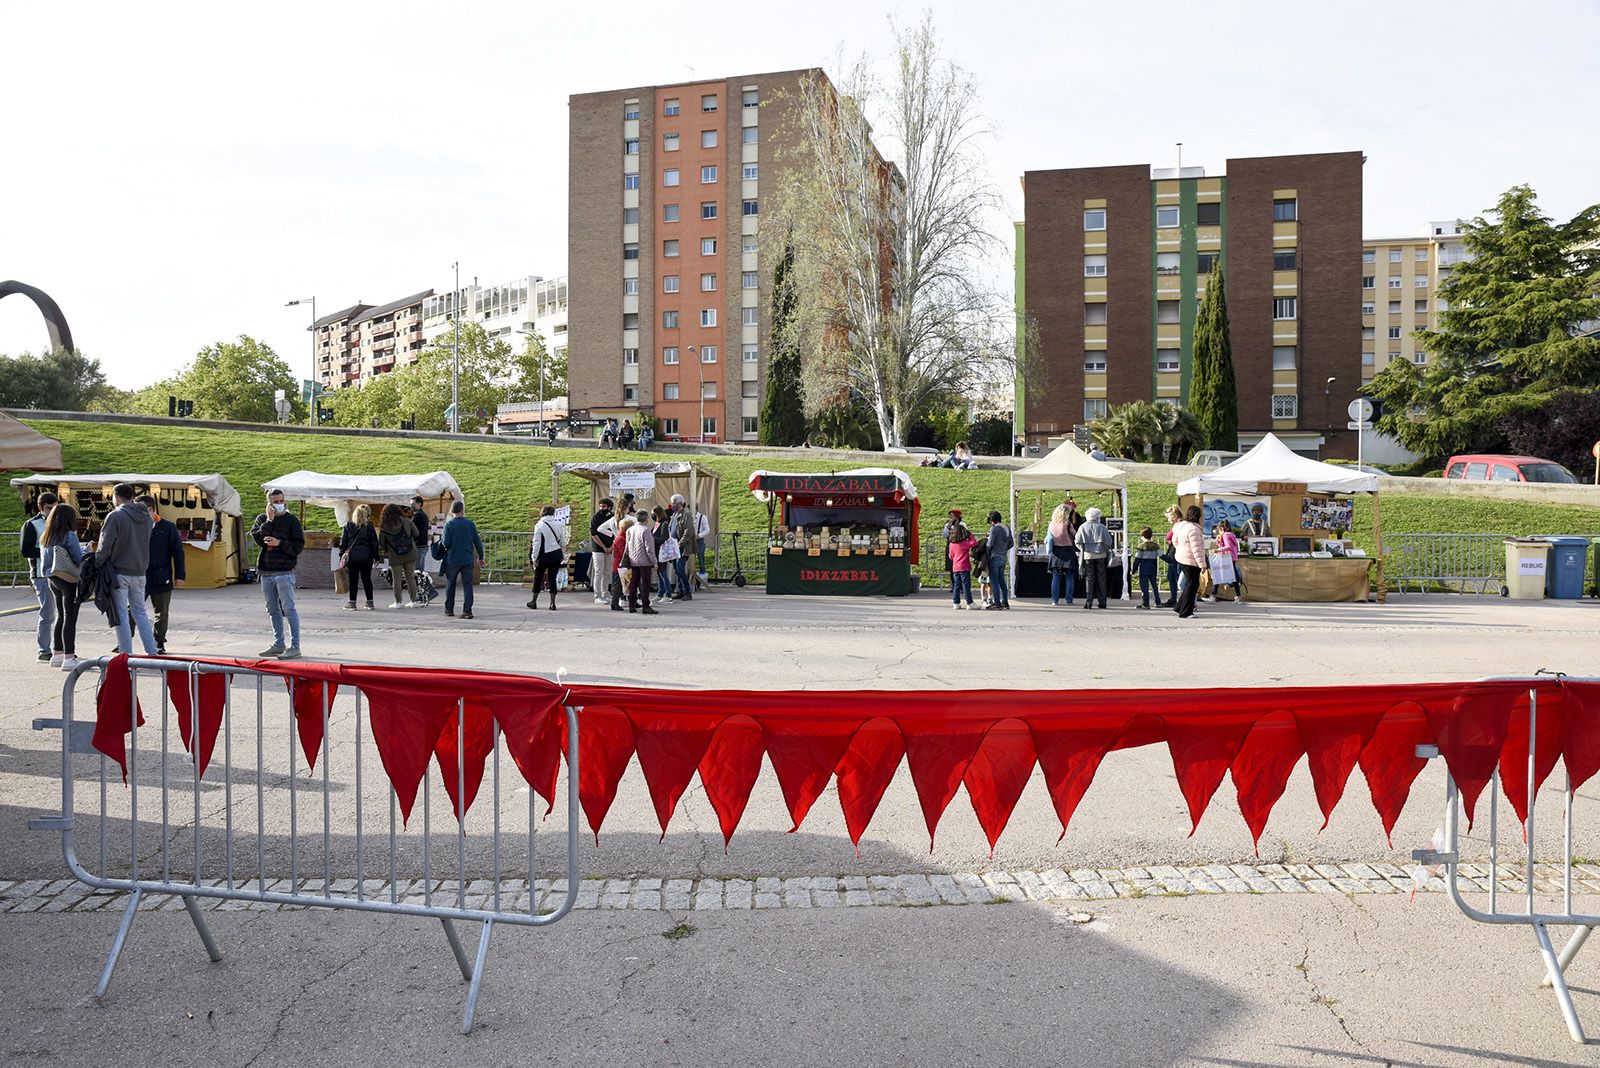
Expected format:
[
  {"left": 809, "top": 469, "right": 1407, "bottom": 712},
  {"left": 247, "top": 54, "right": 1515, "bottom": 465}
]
[{"left": 751, "top": 469, "right": 920, "bottom": 596}]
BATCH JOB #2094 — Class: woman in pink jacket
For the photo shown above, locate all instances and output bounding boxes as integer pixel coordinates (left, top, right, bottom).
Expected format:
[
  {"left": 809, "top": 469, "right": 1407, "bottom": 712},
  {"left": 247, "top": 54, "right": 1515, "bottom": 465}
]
[
  {"left": 1171, "top": 505, "right": 1208, "bottom": 619},
  {"left": 1211, "top": 518, "right": 1242, "bottom": 603},
  {"left": 947, "top": 523, "right": 978, "bottom": 609}
]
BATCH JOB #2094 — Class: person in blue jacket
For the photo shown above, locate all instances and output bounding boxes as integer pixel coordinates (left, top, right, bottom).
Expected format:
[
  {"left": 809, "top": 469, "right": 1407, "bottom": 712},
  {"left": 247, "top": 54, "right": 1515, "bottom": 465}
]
[
  {"left": 138, "top": 494, "right": 186, "bottom": 655},
  {"left": 440, "top": 500, "right": 485, "bottom": 619}
]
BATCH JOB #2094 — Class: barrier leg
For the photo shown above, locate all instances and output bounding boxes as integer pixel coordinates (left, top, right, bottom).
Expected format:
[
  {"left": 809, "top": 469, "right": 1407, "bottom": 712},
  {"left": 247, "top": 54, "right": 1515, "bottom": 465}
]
[
  {"left": 181, "top": 894, "right": 223, "bottom": 962},
  {"left": 95, "top": 889, "right": 141, "bottom": 998},
  {"left": 1533, "top": 923, "right": 1587, "bottom": 1043},
  {"left": 1540, "top": 925, "right": 1594, "bottom": 988},
  {"left": 462, "top": 919, "right": 494, "bottom": 1035},
  {"left": 440, "top": 917, "right": 472, "bottom": 981}
]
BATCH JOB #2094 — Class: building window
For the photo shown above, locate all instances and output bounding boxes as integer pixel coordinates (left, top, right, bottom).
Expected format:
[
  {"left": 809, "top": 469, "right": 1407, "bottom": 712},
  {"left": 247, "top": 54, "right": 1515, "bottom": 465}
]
[
  {"left": 624, "top": 385, "right": 638, "bottom": 402},
  {"left": 1273, "top": 297, "right": 1297, "bottom": 320},
  {"left": 1156, "top": 205, "right": 1180, "bottom": 228},
  {"left": 623, "top": 243, "right": 639, "bottom": 261},
  {"left": 742, "top": 164, "right": 759, "bottom": 180},
  {"left": 1195, "top": 202, "right": 1221, "bottom": 225},
  {"left": 701, "top": 380, "right": 717, "bottom": 399},
  {"left": 623, "top": 348, "right": 639, "bottom": 365},
  {"left": 742, "top": 126, "right": 758, "bottom": 144},
  {"left": 742, "top": 271, "right": 758, "bottom": 289},
  {"left": 624, "top": 278, "right": 639, "bottom": 295},
  {"left": 1150, "top": 349, "right": 1177, "bottom": 373},
  {"left": 1362, "top": 275, "right": 1374, "bottom": 289},
  {"left": 1414, "top": 300, "right": 1428, "bottom": 314},
  {"left": 1414, "top": 275, "right": 1428, "bottom": 288},
  {"left": 701, "top": 201, "right": 718, "bottom": 220},
  {"left": 1362, "top": 352, "right": 1375, "bottom": 367},
  {"left": 1362, "top": 249, "right": 1376, "bottom": 263},
  {"left": 1388, "top": 301, "right": 1401, "bottom": 314},
  {"left": 663, "top": 133, "right": 679, "bottom": 152},
  {"left": 1084, "top": 399, "right": 1108, "bottom": 421},
  {"left": 1387, "top": 277, "right": 1402, "bottom": 289},
  {"left": 1388, "top": 249, "right": 1403, "bottom": 262},
  {"left": 1157, "top": 300, "right": 1180, "bottom": 324},
  {"left": 663, "top": 346, "right": 679, "bottom": 364},
  {"left": 743, "top": 344, "right": 758, "bottom": 362},
  {"left": 1196, "top": 252, "right": 1218, "bottom": 273},
  {"left": 625, "top": 103, "right": 640, "bottom": 120},
  {"left": 1271, "top": 394, "right": 1299, "bottom": 419},
  {"left": 1084, "top": 254, "right": 1107, "bottom": 277},
  {"left": 701, "top": 308, "right": 717, "bottom": 327},
  {"left": 663, "top": 418, "right": 679, "bottom": 436},
  {"left": 1273, "top": 249, "right": 1297, "bottom": 271},
  {"left": 1084, "top": 352, "right": 1107, "bottom": 373},
  {"left": 700, "top": 345, "right": 718, "bottom": 362},
  {"left": 700, "top": 165, "right": 718, "bottom": 183},
  {"left": 663, "top": 239, "right": 680, "bottom": 257},
  {"left": 623, "top": 207, "right": 639, "bottom": 225},
  {"left": 1362, "top": 327, "right": 1375, "bottom": 340},
  {"left": 703, "top": 416, "right": 717, "bottom": 436},
  {"left": 1156, "top": 252, "right": 1180, "bottom": 275},
  {"left": 1361, "top": 302, "right": 1375, "bottom": 315},
  {"left": 743, "top": 199, "right": 759, "bottom": 216},
  {"left": 1413, "top": 351, "right": 1428, "bottom": 364},
  {"left": 622, "top": 313, "right": 639, "bottom": 330},
  {"left": 742, "top": 307, "right": 758, "bottom": 325},
  {"left": 1388, "top": 326, "right": 1402, "bottom": 339},
  {"left": 1273, "top": 199, "right": 1297, "bottom": 222},
  {"left": 1272, "top": 345, "right": 1296, "bottom": 370},
  {"left": 741, "top": 380, "right": 759, "bottom": 399},
  {"left": 702, "top": 94, "right": 718, "bottom": 112},
  {"left": 1084, "top": 303, "right": 1107, "bottom": 325},
  {"left": 625, "top": 173, "right": 640, "bottom": 190},
  {"left": 701, "top": 273, "right": 717, "bottom": 291},
  {"left": 664, "top": 383, "right": 680, "bottom": 400},
  {"left": 742, "top": 415, "right": 759, "bottom": 436},
  {"left": 663, "top": 310, "right": 679, "bottom": 329},
  {"left": 1415, "top": 248, "right": 1430, "bottom": 261},
  {"left": 743, "top": 89, "right": 759, "bottom": 107},
  {"left": 663, "top": 168, "right": 680, "bottom": 187},
  {"left": 625, "top": 138, "right": 639, "bottom": 155},
  {"left": 663, "top": 203, "right": 680, "bottom": 222},
  {"left": 701, "top": 237, "right": 717, "bottom": 255},
  {"left": 1083, "top": 209, "right": 1106, "bottom": 231},
  {"left": 701, "top": 129, "right": 718, "bottom": 148},
  {"left": 664, "top": 99, "right": 681, "bottom": 116}
]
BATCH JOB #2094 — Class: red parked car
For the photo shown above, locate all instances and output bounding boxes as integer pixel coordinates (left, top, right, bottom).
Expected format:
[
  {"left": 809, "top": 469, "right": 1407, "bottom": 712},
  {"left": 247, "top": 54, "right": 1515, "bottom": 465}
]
[{"left": 1442, "top": 454, "right": 1579, "bottom": 484}]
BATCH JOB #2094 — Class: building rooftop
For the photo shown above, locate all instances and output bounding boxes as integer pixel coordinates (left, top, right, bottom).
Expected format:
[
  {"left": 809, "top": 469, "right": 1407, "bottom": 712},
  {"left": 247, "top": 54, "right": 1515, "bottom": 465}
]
[
  {"left": 308, "top": 304, "right": 371, "bottom": 331},
  {"left": 350, "top": 290, "right": 434, "bottom": 327}
]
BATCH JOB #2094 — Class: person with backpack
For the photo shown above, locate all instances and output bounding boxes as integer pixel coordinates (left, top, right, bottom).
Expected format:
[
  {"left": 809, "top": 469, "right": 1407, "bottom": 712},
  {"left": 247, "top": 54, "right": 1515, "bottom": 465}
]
[
  {"left": 251, "top": 488, "right": 305, "bottom": 657},
  {"left": 339, "top": 504, "right": 379, "bottom": 610},
  {"left": 983, "top": 511, "right": 1013, "bottom": 611},
  {"left": 41, "top": 501, "right": 84, "bottom": 669},
  {"left": 1074, "top": 507, "right": 1114, "bottom": 609},
  {"left": 440, "top": 500, "right": 485, "bottom": 618},
  {"left": 378, "top": 503, "right": 421, "bottom": 608},
  {"left": 527, "top": 505, "right": 567, "bottom": 610},
  {"left": 21, "top": 490, "right": 58, "bottom": 662}
]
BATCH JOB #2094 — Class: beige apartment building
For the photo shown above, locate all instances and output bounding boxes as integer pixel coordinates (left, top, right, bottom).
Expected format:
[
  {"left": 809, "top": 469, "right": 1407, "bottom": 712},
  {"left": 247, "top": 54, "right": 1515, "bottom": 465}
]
[
  {"left": 311, "top": 290, "right": 433, "bottom": 390},
  {"left": 1360, "top": 219, "right": 1471, "bottom": 384}
]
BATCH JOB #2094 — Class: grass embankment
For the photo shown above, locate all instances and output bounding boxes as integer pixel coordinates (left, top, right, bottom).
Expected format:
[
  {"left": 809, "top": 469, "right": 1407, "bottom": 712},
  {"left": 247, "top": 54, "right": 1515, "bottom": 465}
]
[{"left": 8, "top": 420, "right": 1600, "bottom": 558}]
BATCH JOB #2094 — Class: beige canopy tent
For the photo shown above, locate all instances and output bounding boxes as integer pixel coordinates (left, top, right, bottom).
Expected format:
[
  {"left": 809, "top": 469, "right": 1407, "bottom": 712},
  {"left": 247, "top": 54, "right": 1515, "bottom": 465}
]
[
  {"left": 552, "top": 460, "right": 721, "bottom": 541},
  {"left": 0, "top": 413, "right": 62, "bottom": 472},
  {"left": 261, "top": 470, "right": 464, "bottom": 525},
  {"left": 10, "top": 472, "right": 244, "bottom": 588},
  {"left": 1009, "top": 440, "right": 1131, "bottom": 598}
]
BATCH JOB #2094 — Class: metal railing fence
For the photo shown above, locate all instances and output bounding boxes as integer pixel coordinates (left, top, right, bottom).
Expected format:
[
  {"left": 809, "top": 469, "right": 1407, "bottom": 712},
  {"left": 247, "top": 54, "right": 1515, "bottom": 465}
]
[{"left": 1386, "top": 533, "right": 1599, "bottom": 595}]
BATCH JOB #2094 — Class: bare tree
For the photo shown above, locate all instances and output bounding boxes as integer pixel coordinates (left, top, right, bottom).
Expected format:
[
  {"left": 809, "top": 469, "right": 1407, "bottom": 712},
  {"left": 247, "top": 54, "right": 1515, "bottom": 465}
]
[{"left": 768, "top": 14, "right": 1003, "bottom": 448}]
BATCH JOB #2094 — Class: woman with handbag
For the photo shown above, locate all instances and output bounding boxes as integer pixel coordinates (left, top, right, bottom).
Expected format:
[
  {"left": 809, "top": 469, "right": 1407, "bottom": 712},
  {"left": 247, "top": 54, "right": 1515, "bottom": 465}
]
[
  {"left": 41, "top": 502, "right": 84, "bottom": 669},
  {"left": 339, "top": 504, "right": 379, "bottom": 610},
  {"left": 653, "top": 506, "right": 680, "bottom": 601},
  {"left": 1172, "top": 505, "right": 1208, "bottom": 619},
  {"left": 609, "top": 513, "right": 636, "bottom": 612},
  {"left": 1044, "top": 504, "right": 1078, "bottom": 606},
  {"left": 528, "top": 506, "right": 567, "bottom": 610}
]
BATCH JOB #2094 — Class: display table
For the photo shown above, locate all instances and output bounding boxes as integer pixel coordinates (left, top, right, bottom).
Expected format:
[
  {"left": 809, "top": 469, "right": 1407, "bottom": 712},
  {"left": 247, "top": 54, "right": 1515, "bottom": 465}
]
[
  {"left": 766, "top": 548, "right": 911, "bottom": 596},
  {"left": 1014, "top": 553, "right": 1052, "bottom": 598},
  {"left": 1240, "top": 556, "right": 1372, "bottom": 602}
]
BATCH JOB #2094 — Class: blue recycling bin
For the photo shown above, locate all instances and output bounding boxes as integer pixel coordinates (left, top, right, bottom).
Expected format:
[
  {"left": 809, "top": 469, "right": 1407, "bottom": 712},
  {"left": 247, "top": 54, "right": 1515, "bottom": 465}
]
[{"left": 1540, "top": 537, "right": 1590, "bottom": 599}]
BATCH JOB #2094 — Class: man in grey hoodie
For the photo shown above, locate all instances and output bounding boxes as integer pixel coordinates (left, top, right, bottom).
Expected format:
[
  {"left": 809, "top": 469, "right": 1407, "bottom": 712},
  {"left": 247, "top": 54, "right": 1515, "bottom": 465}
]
[{"left": 95, "top": 483, "right": 158, "bottom": 655}]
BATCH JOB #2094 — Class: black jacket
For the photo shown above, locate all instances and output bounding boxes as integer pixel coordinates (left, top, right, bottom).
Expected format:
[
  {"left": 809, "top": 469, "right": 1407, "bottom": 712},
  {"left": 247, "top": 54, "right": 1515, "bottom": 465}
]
[
  {"left": 411, "top": 510, "right": 430, "bottom": 549},
  {"left": 339, "top": 521, "right": 378, "bottom": 564},
  {"left": 146, "top": 518, "right": 187, "bottom": 593},
  {"left": 251, "top": 511, "right": 305, "bottom": 573},
  {"left": 20, "top": 514, "right": 44, "bottom": 579},
  {"left": 590, "top": 508, "right": 615, "bottom": 551}
]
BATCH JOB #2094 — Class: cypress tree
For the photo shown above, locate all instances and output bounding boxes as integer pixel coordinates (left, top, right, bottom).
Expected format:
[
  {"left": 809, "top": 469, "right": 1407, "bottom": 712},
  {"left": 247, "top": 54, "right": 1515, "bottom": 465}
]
[
  {"left": 1189, "top": 262, "right": 1238, "bottom": 451},
  {"left": 759, "top": 244, "right": 808, "bottom": 446}
]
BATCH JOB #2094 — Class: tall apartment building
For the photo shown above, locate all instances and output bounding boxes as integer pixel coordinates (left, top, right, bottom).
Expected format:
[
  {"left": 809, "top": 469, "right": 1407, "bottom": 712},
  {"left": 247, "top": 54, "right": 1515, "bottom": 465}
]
[
  {"left": 1018, "top": 152, "right": 1364, "bottom": 458},
  {"left": 311, "top": 290, "right": 432, "bottom": 390},
  {"left": 568, "top": 69, "right": 822, "bottom": 442},
  {"left": 421, "top": 275, "right": 569, "bottom": 368},
  {"left": 1360, "top": 220, "right": 1470, "bottom": 383}
]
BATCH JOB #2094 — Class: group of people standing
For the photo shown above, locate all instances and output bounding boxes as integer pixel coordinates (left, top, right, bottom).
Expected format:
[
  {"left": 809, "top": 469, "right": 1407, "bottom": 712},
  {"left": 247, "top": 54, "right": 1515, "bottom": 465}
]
[
  {"left": 585, "top": 493, "right": 708, "bottom": 615},
  {"left": 22, "top": 484, "right": 189, "bottom": 670}
]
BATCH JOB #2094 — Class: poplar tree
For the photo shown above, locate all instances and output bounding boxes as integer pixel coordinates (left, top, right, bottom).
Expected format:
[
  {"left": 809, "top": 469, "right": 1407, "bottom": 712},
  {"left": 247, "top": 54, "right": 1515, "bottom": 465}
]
[
  {"left": 1188, "top": 264, "right": 1238, "bottom": 450},
  {"left": 759, "top": 244, "right": 808, "bottom": 445}
]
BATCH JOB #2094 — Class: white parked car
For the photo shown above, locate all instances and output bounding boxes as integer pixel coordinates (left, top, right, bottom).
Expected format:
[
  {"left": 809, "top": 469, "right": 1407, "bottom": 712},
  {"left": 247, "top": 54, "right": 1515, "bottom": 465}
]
[{"left": 1189, "top": 450, "right": 1242, "bottom": 469}]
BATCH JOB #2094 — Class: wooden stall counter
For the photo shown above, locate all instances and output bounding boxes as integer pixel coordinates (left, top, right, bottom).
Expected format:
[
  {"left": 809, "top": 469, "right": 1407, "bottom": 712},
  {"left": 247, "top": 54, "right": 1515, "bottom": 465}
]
[
  {"left": 1240, "top": 556, "right": 1372, "bottom": 603},
  {"left": 765, "top": 548, "right": 911, "bottom": 596}
]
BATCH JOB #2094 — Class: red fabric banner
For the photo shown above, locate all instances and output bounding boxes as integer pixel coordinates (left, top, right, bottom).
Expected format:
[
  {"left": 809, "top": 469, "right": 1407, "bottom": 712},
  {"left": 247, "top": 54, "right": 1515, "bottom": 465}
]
[{"left": 88, "top": 658, "right": 1589, "bottom": 852}]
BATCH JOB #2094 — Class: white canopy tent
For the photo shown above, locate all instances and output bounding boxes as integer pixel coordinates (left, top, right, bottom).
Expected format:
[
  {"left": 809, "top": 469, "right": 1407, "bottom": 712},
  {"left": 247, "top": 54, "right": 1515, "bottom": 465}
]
[
  {"left": 1008, "top": 441, "right": 1130, "bottom": 599},
  {"left": 1177, "top": 434, "right": 1379, "bottom": 496},
  {"left": 261, "top": 470, "right": 464, "bottom": 525}
]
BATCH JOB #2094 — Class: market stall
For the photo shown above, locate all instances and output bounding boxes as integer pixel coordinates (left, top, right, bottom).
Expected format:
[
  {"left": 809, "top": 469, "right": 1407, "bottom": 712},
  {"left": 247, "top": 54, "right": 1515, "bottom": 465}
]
[
  {"left": 262, "top": 471, "right": 465, "bottom": 590},
  {"left": 1008, "top": 440, "right": 1130, "bottom": 600},
  {"left": 10, "top": 472, "right": 244, "bottom": 588},
  {"left": 552, "top": 460, "right": 722, "bottom": 590},
  {"left": 1176, "top": 434, "right": 1382, "bottom": 603},
  {"left": 751, "top": 469, "right": 920, "bottom": 596}
]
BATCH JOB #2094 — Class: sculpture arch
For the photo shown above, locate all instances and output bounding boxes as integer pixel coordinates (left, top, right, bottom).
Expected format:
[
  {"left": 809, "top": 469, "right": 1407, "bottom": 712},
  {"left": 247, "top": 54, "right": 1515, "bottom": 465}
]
[{"left": 0, "top": 280, "right": 75, "bottom": 354}]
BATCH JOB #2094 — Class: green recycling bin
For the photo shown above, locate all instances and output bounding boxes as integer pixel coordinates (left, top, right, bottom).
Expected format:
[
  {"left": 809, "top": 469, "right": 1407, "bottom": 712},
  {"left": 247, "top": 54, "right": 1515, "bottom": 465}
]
[
  {"left": 1541, "top": 537, "right": 1590, "bottom": 599},
  {"left": 1503, "top": 539, "right": 1550, "bottom": 599}
]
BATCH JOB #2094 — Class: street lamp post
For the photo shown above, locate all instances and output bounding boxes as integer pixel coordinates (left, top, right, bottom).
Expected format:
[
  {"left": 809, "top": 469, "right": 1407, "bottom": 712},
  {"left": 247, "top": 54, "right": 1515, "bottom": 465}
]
[
  {"left": 516, "top": 326, "right": 546, "bottom": 442},
  {"left": 450, "top": 261, "right": 461, "bottom": 434},
  {"left": 687, "top": 345, "right": 704, "bottom": 443},
  {"left": 285, "top": 297, "right": 316, "bottom": 425}
]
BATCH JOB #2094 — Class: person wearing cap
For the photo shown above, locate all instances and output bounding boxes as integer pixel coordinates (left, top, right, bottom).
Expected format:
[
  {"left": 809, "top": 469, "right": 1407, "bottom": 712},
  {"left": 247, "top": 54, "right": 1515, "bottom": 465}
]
[
  {"left": 1061, "top": 497, "right": 1084, "bottom": 542},
  {"left": 1243, "top": 505, "right": 1271, "bottom": 538}
]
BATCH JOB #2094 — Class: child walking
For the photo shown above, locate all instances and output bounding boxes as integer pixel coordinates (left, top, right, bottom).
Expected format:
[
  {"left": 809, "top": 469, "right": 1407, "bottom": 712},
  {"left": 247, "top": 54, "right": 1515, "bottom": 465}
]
[
  {"left": 1134, "top": 526, "right": 1162, "bottom": 609},
  {"left": 947, "top": 523, "right": 977, "bottom": 609}
]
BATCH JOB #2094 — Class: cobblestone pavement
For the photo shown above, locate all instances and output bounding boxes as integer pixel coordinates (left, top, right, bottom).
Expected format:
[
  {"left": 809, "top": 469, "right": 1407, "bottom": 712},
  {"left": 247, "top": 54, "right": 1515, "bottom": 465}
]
[{"left": 6, "top": 861, "right": 1597, "bottom": 915}]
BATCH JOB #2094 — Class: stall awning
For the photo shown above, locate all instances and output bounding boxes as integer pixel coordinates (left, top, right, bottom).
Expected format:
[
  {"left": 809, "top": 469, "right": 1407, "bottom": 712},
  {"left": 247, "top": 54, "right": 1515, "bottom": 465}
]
[
  {"left": 0, "top": 413, "right": 62, "bottom": 472},
  {"left": 1177, "top": 434, "right": 1379, "bottom": 496},
  {"left": 262, "top": 471, "right": 464, "bottom": 511},
  {"left": 11, "top": 472, "right": 242, "bottom": 515},
  {"left": 1009, "top": 440, "right": 1126, "bottom": 493}
]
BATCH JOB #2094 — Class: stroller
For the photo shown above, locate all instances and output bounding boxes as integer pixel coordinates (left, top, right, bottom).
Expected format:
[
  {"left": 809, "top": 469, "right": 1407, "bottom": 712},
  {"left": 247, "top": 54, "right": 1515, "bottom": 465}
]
[{"left": 376, "top": 558, "right": 439, "bottom": 605}]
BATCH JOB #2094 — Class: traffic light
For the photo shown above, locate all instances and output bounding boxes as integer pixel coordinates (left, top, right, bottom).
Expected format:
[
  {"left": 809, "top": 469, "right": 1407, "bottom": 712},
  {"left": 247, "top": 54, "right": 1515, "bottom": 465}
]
[
  {"left": 179, "top": 399, "right": 194, "bottom": 417},
  {"left": 168, "top": 395, "right": 176, "bottom": 417},
  {"left": 170, "top": 397, "right": 194, "bottom": 418}
]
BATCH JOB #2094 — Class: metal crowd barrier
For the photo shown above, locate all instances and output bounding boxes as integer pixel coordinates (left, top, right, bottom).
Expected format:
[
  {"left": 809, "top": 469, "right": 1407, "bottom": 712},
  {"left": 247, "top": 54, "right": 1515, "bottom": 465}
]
[
  {"left": 1, "top": 530, "right": 26, "bottom": 587},
  {"left": 30, "top": 657, "right": 582, "bottom": 1034},
  {"left": 1413, "top": 673, "right": 1598, "bottom": 1043},
  {"left": 1388, "top": 533, "right": 1599, "bottom": 595}
]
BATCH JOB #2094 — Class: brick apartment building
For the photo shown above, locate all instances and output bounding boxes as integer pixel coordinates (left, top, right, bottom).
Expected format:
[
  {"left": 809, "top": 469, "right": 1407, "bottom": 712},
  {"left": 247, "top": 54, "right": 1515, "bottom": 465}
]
[
  {"left": 1017, "top": 152, "right": 1364, "bottom": 458},
  {"left": 311, "top": 290, "right": 432, "bottom": 390},
  {"left": 568, "top": 69, "right": 830, "bottom": 442}
]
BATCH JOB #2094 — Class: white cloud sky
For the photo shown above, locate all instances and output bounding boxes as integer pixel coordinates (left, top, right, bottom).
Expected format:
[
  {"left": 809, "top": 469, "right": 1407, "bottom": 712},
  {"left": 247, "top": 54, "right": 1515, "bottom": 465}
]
[{"left": 3, "top": 0, "right": 1595, "bottom": 388}]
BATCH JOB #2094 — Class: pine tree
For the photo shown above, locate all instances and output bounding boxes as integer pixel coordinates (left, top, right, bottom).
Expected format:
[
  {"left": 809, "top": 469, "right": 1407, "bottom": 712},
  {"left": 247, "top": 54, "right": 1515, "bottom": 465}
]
[
  {"left": 759, "top": 244, "right": 808, "bottom": 446},
  {"left": 1188, "top": 263, "right": 1238, "bottom": 450}
]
